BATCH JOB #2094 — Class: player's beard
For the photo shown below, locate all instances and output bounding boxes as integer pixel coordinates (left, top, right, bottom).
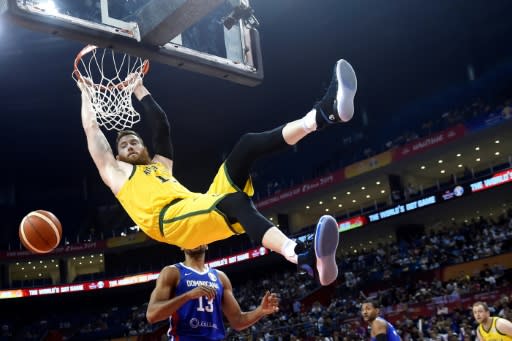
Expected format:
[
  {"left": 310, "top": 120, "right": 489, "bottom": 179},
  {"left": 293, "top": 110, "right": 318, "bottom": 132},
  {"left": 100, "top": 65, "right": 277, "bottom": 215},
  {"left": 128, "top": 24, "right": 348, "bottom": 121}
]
[{"left": 118, "top": 148, "right": 152, "bottom": 165}]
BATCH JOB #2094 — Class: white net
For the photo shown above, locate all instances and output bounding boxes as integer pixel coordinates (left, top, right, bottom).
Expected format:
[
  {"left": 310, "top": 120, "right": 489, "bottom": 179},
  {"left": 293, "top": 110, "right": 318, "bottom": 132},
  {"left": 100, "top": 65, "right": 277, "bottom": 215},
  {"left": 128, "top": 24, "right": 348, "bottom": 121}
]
[{"left": 73, "top": 46, "right": 149, "bottom": 131}]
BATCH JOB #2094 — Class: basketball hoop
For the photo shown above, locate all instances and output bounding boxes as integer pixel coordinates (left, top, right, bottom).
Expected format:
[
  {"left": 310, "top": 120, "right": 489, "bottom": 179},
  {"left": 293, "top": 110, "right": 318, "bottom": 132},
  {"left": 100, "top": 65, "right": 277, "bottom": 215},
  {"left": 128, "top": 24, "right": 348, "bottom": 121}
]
[{"left": 72, "top": 45, "right": 150, "bottom": 131}]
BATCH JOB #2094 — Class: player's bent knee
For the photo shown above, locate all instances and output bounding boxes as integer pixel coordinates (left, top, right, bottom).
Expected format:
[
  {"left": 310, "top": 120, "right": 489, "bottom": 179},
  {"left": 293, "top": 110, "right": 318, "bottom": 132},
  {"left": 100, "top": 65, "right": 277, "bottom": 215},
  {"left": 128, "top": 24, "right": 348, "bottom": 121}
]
[
  {"left": 217, "top": 192, "right": 273, "bottom": 243},
  {"left": 220, "top": 191, "right": 251, "bottom": 209}
]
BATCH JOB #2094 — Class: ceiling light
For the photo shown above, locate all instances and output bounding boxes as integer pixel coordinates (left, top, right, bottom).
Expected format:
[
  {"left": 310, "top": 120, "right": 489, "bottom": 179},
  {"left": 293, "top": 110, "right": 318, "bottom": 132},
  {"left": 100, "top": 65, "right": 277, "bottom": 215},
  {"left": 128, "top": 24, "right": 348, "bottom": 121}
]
[
  {"left": 346, "top": 191, "right": 351, "bottom": 195},
  {"left": 338, "top": 204, "right": 343, "bottom": 207},
  {"left": 319, "top": 201, "right": 323, "bottom": 205},
  {"left": 43, "top": 1, "right": 59, "bottom": 15},
  {"left": 361, "top": 186, "right": 366, "bottom": 190},
  {"left": 475, "top": 146, "right": 480, "bottom": 151},
  {"left": 456, "top": 153, "right": 461, "bottom": 157},
  {"left": 495, "top": 140, "right": 500, "bottom": 144},
  {"left": 352, "top": 199, "right": 356, "bottom": 203},
  {"left": 332, "top": 196, "right": 336, "bottom": 200},
  {"left": 438, "top": 160, "right": 443, "bottom": 164},
  {"left": 366, "top": 194, "right": 371, "bottom": 198},
  {"left": 381, "top": 190, "right": 385, "bottom": 194},
  {"left": 440, "top": 170, "right": 445, "bottom": 174},
  {"left": 269, "top": 217, "right": 273, "bottom": 221},
  {"left": 420, "top": 165, "right": 426, "bottom": 170},
  {"left": 306, "top": 205, "right": 310, "bottom": 209},
  {"left": 476, "top": 158, "right": 481, "bottom": 162},
  {"left": 376, "top": 181, "right": 380, "bottom": 185},
  {"left": 458, "top": 164, "right": 463, "bottom": 168},
  {"left": 495, "top": 151, "right": 500, "bottom": 156},
  {"left": 325, "top": 208, "right": 329, "bottom": 212}
]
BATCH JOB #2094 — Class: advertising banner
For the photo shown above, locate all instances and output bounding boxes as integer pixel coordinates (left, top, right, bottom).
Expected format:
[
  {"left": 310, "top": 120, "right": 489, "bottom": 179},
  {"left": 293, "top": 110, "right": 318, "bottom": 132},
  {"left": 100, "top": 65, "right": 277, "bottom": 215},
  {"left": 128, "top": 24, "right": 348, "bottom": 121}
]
[
  {"left": 0, "top": 241, "right": 107, "bottom": 260},
  {"left": 393, "top": 124, "right": 466, "bottom": 161},
  {"left": 344, "top": 151, "right": 392, "bottom": 179},
  {"left": 256, "top": 170, "right": 345, "bottom": 209}
]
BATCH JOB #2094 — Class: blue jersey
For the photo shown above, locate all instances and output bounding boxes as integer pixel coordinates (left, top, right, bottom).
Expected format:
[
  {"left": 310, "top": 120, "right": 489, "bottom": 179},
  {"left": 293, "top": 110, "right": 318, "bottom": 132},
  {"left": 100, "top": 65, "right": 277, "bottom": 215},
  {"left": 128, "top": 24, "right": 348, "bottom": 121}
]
[
  {"left": 168, "top": 263, "right": 225, "bottom": 341},
  {"left": 370, "top": 317, "right": 401, "bottom": 341}
]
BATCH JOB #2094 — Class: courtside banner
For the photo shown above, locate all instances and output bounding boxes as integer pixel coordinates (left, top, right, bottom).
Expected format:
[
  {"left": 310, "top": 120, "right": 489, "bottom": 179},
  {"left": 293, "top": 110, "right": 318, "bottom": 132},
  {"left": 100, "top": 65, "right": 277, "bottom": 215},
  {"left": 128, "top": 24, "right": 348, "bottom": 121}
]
[
  {"left": 367, "top": 195, "right": 437, "bottom": 223},
  {"left": 0, "top": 247, "right": 269, "bottom": 300},
  {"left": 470, "top": 169, "right": 512, "bottom": 192},
  {"left": 0, "top": 241, "right": 107, "bottom": 260},
  {"left": 344, "top": 151, "right": 392, "bottom": 179},
  {"left": 256, "top": 170, "right": 345, "bottom": 209},
  {"left": 392, "top": 124, "right": 466, "bottom": 161}
]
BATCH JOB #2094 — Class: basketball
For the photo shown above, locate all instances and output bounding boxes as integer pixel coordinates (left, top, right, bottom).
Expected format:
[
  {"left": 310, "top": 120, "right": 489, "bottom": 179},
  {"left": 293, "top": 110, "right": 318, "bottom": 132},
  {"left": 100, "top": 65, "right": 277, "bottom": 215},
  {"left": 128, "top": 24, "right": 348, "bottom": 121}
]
[{"left": 19, "top": 210, "right": 62, "bottom": 254}]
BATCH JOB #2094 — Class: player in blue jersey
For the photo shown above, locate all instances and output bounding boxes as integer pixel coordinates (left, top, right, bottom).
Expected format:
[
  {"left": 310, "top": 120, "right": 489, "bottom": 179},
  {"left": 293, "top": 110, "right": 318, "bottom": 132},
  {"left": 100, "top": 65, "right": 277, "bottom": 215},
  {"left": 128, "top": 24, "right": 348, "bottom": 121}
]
[
  {"left": 146, "top": 245, "right": 280, "bottom": 340},
  {"left": 361, "top": 300, "right": 402, "bottom": 341}
]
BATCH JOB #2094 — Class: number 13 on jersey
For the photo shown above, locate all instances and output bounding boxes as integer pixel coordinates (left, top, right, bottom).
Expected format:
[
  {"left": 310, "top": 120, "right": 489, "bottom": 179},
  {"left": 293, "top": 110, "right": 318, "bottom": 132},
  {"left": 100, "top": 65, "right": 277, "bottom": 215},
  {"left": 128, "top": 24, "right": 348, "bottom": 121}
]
[{"left": 197, "top": 296, "right": 214, "bottom": 312}]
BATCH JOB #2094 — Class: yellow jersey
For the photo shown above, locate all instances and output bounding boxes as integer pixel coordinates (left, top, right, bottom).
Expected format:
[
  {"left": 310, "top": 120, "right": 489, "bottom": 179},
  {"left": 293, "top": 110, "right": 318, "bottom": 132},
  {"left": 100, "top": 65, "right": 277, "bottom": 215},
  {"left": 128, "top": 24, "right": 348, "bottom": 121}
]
[
  {"left": 116, "top": 162, "right": 200, "bottom": 242},
  {"left": 478, "top": 317, "right": 512, "bottom": 341},
  {"left": 115, "top": 162, "right": 254, "bottom": 248}
]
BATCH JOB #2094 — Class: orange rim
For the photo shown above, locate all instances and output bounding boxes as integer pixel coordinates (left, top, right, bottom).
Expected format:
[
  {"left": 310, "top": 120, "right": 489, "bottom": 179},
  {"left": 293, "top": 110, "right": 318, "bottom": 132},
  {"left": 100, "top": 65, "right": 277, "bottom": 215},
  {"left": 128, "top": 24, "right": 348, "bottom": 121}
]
[{"left": 73, "top": 44, "right": 150, "bottom": 89}]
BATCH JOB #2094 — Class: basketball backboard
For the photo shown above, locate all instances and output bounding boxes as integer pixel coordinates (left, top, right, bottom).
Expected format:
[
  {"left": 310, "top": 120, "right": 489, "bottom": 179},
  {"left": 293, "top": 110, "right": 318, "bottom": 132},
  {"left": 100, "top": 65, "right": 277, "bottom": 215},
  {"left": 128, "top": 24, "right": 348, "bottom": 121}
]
[{"left": 0, "top": 0, "right": 263, "bottom": 86}]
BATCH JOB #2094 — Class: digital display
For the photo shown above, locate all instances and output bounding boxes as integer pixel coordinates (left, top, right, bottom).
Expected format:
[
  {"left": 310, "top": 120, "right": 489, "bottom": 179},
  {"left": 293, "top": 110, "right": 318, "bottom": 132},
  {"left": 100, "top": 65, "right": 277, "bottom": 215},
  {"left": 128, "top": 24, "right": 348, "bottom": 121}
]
[
  {"left": 470, "top": 169, "right": 512, "bottom": 192},
  {"left": 441, "top": 185, "right": 465, "bottom": 201},
  {"left": 338, "top": 216, "right": 367, "bottom": 232},
  {"left": 368, "top": 195, "right": 437, "bottom": 222},
  {"left": 0, "top": 246, "right": 269, "bottom": 300}
]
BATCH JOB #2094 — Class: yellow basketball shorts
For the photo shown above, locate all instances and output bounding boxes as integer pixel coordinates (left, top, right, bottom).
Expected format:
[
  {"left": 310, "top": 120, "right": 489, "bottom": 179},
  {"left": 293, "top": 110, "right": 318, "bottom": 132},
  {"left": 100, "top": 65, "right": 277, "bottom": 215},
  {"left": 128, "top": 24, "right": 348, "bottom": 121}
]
[{"left": 158, "top": 162, "right": 254, "bottom": 249}]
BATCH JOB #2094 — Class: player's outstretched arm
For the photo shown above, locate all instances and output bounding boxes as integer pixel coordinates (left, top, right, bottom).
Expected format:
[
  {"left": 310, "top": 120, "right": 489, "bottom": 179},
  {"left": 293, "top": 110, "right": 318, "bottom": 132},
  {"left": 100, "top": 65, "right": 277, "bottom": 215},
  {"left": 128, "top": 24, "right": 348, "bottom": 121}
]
[
  {"left": 132, "top": 75, "right": 174, "bottom": 172},
  {"left": 219, "top": 271, "right": 279, "bottom": 331},
  {"left": 497, "top": 317, "right": 512, "bottom": 336},
  {"left": 146, "top": 266, "right": 217, "bottom": 324},
  {"left": 78, "top": 81, "right": 119, "bottom": 188}
]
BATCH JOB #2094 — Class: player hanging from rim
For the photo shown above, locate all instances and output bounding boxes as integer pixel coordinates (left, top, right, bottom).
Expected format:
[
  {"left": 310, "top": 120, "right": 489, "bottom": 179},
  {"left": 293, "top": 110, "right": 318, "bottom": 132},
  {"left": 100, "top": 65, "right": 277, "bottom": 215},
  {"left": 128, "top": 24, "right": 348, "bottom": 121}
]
[{"left": 77, "top": 58, "right": 357, "bottom": 286}]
